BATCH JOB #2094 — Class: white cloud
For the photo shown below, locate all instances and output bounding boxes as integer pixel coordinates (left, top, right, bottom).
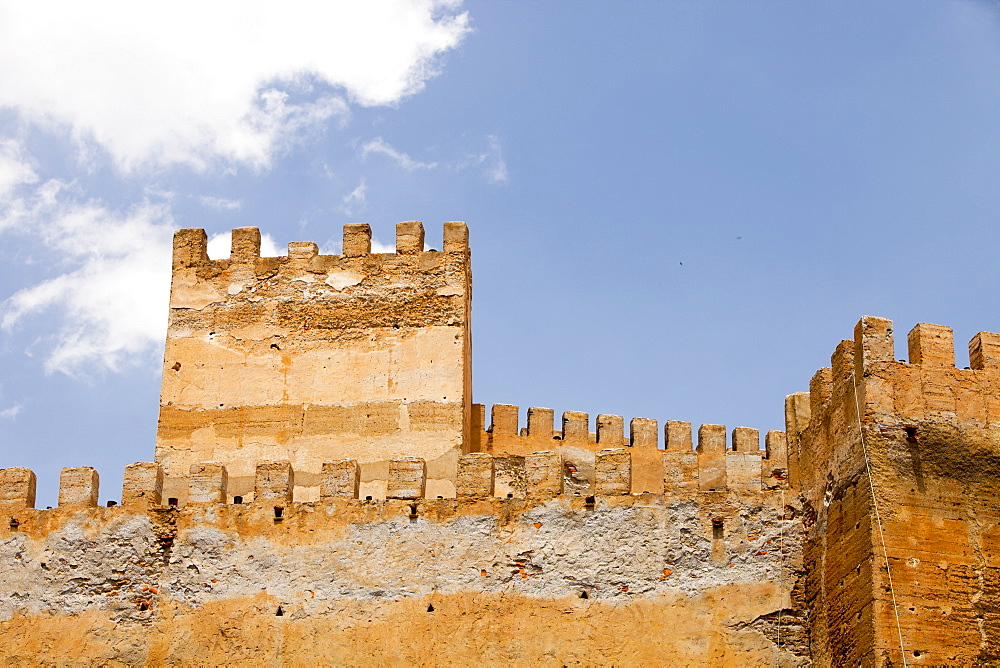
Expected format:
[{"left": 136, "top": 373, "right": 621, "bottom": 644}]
[
  {"left": 371, "top": 237, "right": 397, "bottom": 254},
  {"left": 0, "top": 180, "right": 175, "bottom": 376},
  {"left": 340, "top": 179, "right": 369, "bottom": 216},
  {"left": 0, "top": 1, "right": 470, "bottom": 172},
  {"left": 199, "top": 196, "right": 242, "bottom": 211},
  {"left": 0, "top": 139, "right": 37, "bottom": 199},
  {"left": 0, "top": 404, "right": 22, "bottom": 419},
  {"left": 360, "top": 137, "right": 438, "bottom": 170},
  {"left": 207, "top": 230, "right": 282, "bottom": 260}
]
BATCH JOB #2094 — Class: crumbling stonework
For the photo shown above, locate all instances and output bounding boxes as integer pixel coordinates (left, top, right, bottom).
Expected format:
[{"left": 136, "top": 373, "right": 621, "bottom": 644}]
[
  {"left": 1, "top": 221, "right": 996, "bottom": 665},
  {"left": 157, "top": 221, "right": 472, "bottom": 504}
]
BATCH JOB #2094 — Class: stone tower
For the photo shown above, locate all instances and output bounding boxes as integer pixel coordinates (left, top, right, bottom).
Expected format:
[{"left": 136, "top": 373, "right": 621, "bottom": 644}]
[{"left": 155, "top": 221, "right": 472, "bottom": 502}]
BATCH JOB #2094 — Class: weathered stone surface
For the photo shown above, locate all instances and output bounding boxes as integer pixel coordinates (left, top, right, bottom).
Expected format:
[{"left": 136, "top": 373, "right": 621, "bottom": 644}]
[
  {"left": 122, "top": 462, "right": 163, "bottom": 506},
  {"left": 0, "top": 495, "right": 806, "bottom": 665},
  {"left": 58, "top": 467, "right": 98, "bottom": 508},
  {"left": 0, "top": 468, "right": 36, "bottom": 510},
  {"left": 155, "top": 222, "right": 471, "bottom": 504}
]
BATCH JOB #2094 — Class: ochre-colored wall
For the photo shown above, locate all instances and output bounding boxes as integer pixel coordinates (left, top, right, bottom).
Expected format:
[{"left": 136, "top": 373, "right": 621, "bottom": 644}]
[
  {"left": 156, "top": 222, "right": 472, "bottom": 503},
  {"left": 792, "top": 317, "right": 1000, "bottom": 666},
  {"left": 0, "top": 495, "right": 807, "bottom": 666}
]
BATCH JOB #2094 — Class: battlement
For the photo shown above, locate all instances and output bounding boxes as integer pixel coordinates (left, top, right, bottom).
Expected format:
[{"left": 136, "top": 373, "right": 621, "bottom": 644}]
[
  {"left": 472, "top": 403, "right": 787, "bottom": 497},
  {"left": 172, "top": 221, "right": 470, "bottom": 270},
  {"left": 157, "top": 221, "right": 473, "bottom": 505},
  {"left": 786, "top": 316, "right": 1000, "bottom": 495},
  {"left": 1, "top": 425, "right": 787, "bottom": 510}
]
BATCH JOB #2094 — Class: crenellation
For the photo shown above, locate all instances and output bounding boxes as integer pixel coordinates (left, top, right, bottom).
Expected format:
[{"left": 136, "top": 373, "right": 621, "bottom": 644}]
[
  {"left": 731, "top": 426, "right": 759, "bottom": 452},
  {"left": 58, "top": 467, "right": 99, "bottom": 507},
  {"left": 762, "top": 431, "right": 789, "bottom": 490},
  {"left": 287, "top": 241, "right": 318, "bottom": 260},
  {"left": 23, "top": 221, "right": 1000, "bottom": 665},
  {"left": 456, "top": 452, "right": 494, "bottom": 497},
  {"left": 395, "top": 221, "right": 425, "bottom": 255},
  {"left": 321, "top": 460, "right": 360, "bottom": 499},
  {"left": 387, "top": 457, "right": 426, "bottom": 499},
  {"left": 853, "top": 315, "right": 894, "bottom": 376},
  {"left": 122, "top": 462, "right": 163, "bottom": 506},
  {"left": 230, "top": 226, "right": 261, "bottom": 264},
  {"left": 527, "top": 406, "right": 554, "bottom": 441},
  {"left": 254, "top": 461, "right": 294, "bottom": 503},
  {"left": 696, "top": 424, "right": 727, "bottom": 492},
  {"left": 525, "top": 451, "right": 562, "bottom": 497},
  {"left": 969, "top": 331, "right": 1000, "bottom": 370},
  {"left": 596, "top": 414, "right": 624, "bottom": 446},
  {"left": 171, "top": 228, "right": 209, "bottom": 269},
  {"left": 442, "top": 221, "right": 469, "bottom": 253},
  {"left": 907, "top": 322, "right": 955, "bottom": 367},
  {"left": 342, "top": 223, "right": 372, "bottom": 257},
  {"left": 0, "top": 467, "right": 36, "bottom": 510},
  {"left": 561, "top": 411, "right": 590, "bottom": 443},
  {"left": 188, "top": 462, "right": 228, "bottom": 504},
  {"left": 595, "top": 448, "right": 631, "bottom": 495}
]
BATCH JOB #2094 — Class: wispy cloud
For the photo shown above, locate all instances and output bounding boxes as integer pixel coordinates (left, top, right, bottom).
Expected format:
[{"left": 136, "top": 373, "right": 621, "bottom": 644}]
[
  {"left": 0, "top": 404, "right": 22, "bottom": 419},
  {"left": 469, "top": 134, "right": 508, "bottom": 183},
  {"left": 0, "top": 177, "right": 174, "bottom": 376},
  {"left": 360, "top": 137, "right": 438, "bottom": 171},
  {"left": 340, "top": 179, "right": 369, "bottom": 216},
  {"left": 0, "top": 2, "right": 470, "bottom": 172},
  {"left": 199, "top": 195, "right": 242, "bottom": 211}
]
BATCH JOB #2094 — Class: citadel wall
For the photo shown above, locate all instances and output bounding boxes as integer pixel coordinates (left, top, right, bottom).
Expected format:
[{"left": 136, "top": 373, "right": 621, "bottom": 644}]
[
  {"left": 2, "top": 220, "right": 998, "bottom": 665},
  {"left": 789, "top": 317, "right": 1000, "bottom": 666},
  {"left": 156, "top": 222, "right": 472, "bottom": 504},
  {"left": 0, "top": 442, "right": 805, "bottom": 666}
]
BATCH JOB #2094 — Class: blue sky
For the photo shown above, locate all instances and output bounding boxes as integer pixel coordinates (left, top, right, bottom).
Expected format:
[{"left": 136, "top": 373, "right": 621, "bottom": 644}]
[{"left": 2, "top": 1, "right": 999, "bottom": 506}]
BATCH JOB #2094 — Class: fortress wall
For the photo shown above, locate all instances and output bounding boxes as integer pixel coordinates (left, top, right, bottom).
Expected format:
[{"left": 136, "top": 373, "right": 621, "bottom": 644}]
[
  {"left": 0, "top": 491, "right": 807, "bottom": 666},
  {"left": 476, "top": 404, "right": 788, "bottom": 498},
  {"left": 791, "top": 317, "right": 1000, "bottom": 666},
  {"left": 155, "top": 222, "right": 472, "bottom": 505}
]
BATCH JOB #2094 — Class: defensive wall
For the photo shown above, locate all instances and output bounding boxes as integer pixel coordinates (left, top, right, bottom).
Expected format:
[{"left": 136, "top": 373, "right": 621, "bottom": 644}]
[{"left": 0, "top": 222, "right": 998, "bottom": 665}]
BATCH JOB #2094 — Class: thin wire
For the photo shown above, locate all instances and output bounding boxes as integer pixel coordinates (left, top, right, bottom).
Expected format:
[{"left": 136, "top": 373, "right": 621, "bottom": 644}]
[{"left": 851, "top": 371, "right": 907, "bottom": 667}]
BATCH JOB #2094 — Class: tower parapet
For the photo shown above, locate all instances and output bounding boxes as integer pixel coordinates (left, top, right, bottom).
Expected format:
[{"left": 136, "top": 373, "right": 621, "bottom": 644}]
[{"left": 156, "top": 222, "right": 472, "bottom": 504}]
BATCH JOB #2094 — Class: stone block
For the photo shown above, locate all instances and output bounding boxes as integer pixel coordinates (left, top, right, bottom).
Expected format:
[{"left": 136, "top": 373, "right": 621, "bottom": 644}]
[
  {"left": 0, "top": 467, "right": 36, "bottom": 510},
  {"left": 395, "top": 221, "right": 424, "bottom": 255},
  {"left": 561, "top": 411, "right": 589, "bottom": 443},
  {"left": 595, "top": 448, "right": 631, "bottom": 496},
  {"left": 342, "top": 223, "right": 371, "bottom": 257},
  {"left": 697, "top": 424, "right": 727, "bottom": 492},
  {"left": 287, "top": 241, "right": 318, "bottom": 260},
  {"left": 525, "top": 451, "right": 562, "bottom": 497},
  {"left": 255, "top": 461, "right": 294, "bottom": 504},
  {"left": 457, "top": 453, "right": 494, "bottom": 497},
  {"left": 189, "top": 462, "right": 228, "bottom": 503},
  {"left": 970, "top": 332, "right": 1000, "bottom": 370},
  {"left": 122, "top": 462, "right": 163, "bottom": 506},
  {"left": 665, "top": 420, "right": 693, "bottom": 452},
  {"left": 908, "top": 323, "right": 955, "bottom": 367},
  {"left": 663, "top": 451, "right": 698, "bottom": 494},
  {"left": 59, "top": 467, "right": 99, "bottom": 507},
  {"left": 321, "top": 460, "right": 359, "bottom": 499},
  {"left": 230, "top": 226, "right": 261, "bottom": 263},
  {"left": 596, "top": 414, "right": 624, "bottom": 446},
  {"left": 387, "top": 457, "right": 426, "bottom": 499}
]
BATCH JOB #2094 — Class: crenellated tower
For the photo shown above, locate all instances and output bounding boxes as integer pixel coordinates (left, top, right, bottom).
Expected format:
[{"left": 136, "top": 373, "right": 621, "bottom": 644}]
[{"left": 155, "top": 221, "right": 472, "bottom": 503}]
